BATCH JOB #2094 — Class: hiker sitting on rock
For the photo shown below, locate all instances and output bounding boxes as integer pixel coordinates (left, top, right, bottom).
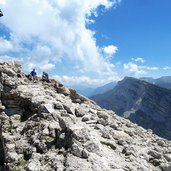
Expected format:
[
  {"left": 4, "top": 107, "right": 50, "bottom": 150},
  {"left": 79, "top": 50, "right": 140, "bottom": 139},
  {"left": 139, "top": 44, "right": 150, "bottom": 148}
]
[
  {"left": 42, "top": 72, "right": 50, "bottom": 82},
  {"left": 29, "top": 69, "right": 38, "bottom": 82}
]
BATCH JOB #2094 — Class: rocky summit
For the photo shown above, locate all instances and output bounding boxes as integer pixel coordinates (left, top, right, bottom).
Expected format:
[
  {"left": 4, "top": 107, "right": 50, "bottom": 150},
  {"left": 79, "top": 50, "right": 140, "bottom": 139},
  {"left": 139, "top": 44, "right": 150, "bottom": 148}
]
[{"left": 0, "top": 61, "right": 171, "bottom": 171}]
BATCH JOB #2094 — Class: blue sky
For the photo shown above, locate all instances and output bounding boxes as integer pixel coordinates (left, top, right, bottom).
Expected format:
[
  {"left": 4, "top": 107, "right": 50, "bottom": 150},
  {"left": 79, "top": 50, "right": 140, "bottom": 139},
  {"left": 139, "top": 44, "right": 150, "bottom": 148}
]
[
  {"left": 93, "top": 0, "right": 171, "bottom": 78},
  {"left": 0, "top": 0, "right": 171, "bottom": 88}
]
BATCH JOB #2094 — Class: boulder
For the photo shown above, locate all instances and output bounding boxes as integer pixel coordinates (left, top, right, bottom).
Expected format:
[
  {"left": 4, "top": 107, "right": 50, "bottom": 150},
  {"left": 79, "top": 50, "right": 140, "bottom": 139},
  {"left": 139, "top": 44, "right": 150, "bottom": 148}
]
[{"left": 38, "top": 103, "right": 55, "bottom": 114}]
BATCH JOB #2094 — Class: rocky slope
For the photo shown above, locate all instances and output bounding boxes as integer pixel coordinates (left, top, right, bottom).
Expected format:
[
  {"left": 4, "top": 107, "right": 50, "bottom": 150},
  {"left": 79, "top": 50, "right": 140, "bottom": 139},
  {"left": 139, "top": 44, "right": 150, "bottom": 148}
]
[
  {"left": 91, "top": 77, "right": 171, "bottom": 140},
  {"left": 0, "top": 61, "right": 171, "bottom": 171}
]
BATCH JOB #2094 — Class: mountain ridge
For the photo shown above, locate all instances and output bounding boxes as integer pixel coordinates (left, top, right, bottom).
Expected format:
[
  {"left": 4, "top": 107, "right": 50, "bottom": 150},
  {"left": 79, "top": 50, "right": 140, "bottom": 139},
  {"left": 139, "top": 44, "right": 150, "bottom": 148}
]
[
  {"left": 140, "top": 76, "right": 171, "bottom": 90},
  {"left": 91, "top": 76, "right": 171, "bottom": 140},
  {"left": 0, "top": 61, "right": 171, "bottom": 171}
]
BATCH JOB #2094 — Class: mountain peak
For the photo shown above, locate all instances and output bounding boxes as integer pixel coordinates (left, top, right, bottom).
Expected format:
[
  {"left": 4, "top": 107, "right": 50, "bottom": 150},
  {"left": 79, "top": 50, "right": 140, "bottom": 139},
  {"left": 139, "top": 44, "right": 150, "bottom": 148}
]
[
  {"left": 91, "top": 76, "right": 171, "bottom": 140},
  {"left": 0, "top": 60, "right": 171, "bottom": 171}
]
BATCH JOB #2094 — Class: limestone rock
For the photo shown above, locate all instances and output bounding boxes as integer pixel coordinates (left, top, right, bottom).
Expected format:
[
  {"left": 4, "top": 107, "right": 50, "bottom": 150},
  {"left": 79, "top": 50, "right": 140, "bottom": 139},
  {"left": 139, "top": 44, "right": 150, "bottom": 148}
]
[
  {"left": 26, "top": 159, "right": 41, "bottom": 171},
  {"left": 0, "top": 60, "right": 171, "bottom": 171},
  {"left": 164, "top": 154, "right": 171, "bottom": 162},
  {"left": 161, "top": 163, "right": 171, "bottom": 171},
  {"left": 75, "top": 107, "right": 86, "bottom": 117},
  {"left": 148, "top": 150, "right": 162, "bottom": 159},
  {"left": 38, "top": 103, "right": 55, "bottom": 114}
]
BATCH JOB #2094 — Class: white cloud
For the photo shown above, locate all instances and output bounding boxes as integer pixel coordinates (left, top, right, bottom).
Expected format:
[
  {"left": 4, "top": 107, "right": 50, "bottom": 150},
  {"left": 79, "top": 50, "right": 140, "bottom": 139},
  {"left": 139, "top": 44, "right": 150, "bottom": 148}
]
[
  {"left": 26, "top": 62, "right": 55, "bottom": 76},
  {"left": 124, "top": 62, "right": 146, "bottom": 76},
  {"left": 103, "top": 45, "right": 118, "bottom": 58},
  {"left": 0, "top": 0, "right": 5, "bottom": 5},
  {"left": 139, "top": 66, "right": 159, "bottom": 71},
  {"left": 163, "top": 66, "right": 171, "bottom": 70},
  {"left": 53, "top": 74, "right": 120, "bottom": 87},
  {"left": 0, "top": 0, "right": 121, "bottom": 86},
  {"left": 0, "top": 55, "right": 22, "bottom": 62},
  {"left": 0, "top": 38, "right": 13, "bottom": 53},
  {"left": 131, "top": 57, "right": 145, "bottom": 63},
  {"left": 40, "top": 63, "right": 55, "bottom": 71},
  {"left": 123, "top": 62, "right": 159, "bottom": 76}
]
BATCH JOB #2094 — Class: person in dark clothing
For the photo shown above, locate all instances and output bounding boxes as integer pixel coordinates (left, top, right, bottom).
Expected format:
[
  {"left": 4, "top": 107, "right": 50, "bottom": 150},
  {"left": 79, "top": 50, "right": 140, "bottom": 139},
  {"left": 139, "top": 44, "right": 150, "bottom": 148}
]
[{"left": 42, "top": 72, "right": 50, "bottom": 82}]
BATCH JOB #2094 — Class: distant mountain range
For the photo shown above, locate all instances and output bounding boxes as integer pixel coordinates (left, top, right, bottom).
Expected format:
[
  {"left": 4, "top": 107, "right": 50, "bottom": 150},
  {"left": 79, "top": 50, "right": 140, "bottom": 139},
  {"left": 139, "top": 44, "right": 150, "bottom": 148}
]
[
  {"left": 76, "top": 87, "right": 95, "bottom": 97},
  {"left": 140, "top": 76, "right": 171, "bottom": 89},
  {"left": 76, "top": 81, "right": 117, "bottom": 97},
  {"left": 91, "top": 77, "right": 171, "bottom": 139},
  {"left": 76, "top": 76, "right": 171, "bottom": 98}
]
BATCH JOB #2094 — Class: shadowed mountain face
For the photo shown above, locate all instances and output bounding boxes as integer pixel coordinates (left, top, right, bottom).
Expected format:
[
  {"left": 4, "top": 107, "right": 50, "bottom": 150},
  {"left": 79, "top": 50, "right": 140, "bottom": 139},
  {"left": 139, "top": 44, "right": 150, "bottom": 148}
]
[
  {"left": 91, "top": 77, "right": 171, "bottom": 140},
  {"left": 155, "top": 76, "right": 171, "bottom": 90}
]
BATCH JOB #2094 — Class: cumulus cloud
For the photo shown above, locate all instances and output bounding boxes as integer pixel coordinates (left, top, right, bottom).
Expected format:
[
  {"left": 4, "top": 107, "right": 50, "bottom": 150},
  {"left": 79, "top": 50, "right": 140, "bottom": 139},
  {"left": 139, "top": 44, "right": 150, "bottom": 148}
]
[
  {"left": 124, "top": 62, "right": 146, "bottom": 76},
  {"left": 103, "top": 45, "right": 118, "bottom": 58},
  {"left": 53, "top": 74, "right": 120, "bottom": 87},
  {"left": 131, "top": 57, "right": 145, "bottom": 63},
  {"left": 0, "top": 55, "right": 22, "bottom": 62},
  {"left": 0, "top": 37, "right": 13, "bottom": 53},
  {"left": 124, "top": 62, "right": 159, "bottom": 76},
  {"left": 0, "top": 0, "right": 121, "bottom": 86}
]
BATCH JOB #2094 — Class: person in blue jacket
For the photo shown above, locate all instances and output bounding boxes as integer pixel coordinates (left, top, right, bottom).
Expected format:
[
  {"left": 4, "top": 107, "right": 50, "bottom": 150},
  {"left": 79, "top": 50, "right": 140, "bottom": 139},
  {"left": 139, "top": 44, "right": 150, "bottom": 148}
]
[{"left": 29, "top": 69, "right": 37, "bottom": 82}]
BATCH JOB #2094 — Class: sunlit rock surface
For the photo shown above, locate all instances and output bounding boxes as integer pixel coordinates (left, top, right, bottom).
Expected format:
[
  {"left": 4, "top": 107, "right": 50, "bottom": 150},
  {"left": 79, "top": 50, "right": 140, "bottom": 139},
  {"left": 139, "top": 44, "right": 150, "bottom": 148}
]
[{"left": 0, "top": 60, "right": 171, "bottom": 171}]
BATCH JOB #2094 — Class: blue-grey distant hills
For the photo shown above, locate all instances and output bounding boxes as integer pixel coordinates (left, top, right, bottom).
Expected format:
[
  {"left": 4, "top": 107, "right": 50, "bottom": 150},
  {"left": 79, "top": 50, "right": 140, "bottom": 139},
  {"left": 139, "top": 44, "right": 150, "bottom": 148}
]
[
  {"left": 77, "top": 81, "right": 117, "bottom": 97},
  {"left": 76, "top": 87, "right": 95, "bottom": 97},
  {"left": 91, "top": 81, "right": 117, "bottom": 96},
  {"left": 77, "top": 76, "right": 171, "bottom": 97},
  {"left": 140, "top": 76, "right": 171, "bottom": 90},
  {"left": 90, "top": 77, "right": 171, "bottom": 139}
]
